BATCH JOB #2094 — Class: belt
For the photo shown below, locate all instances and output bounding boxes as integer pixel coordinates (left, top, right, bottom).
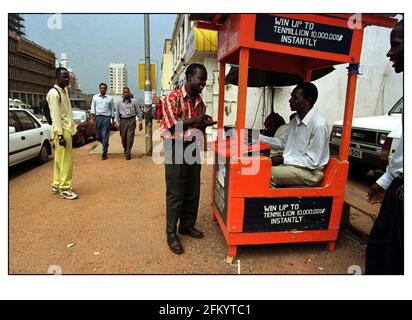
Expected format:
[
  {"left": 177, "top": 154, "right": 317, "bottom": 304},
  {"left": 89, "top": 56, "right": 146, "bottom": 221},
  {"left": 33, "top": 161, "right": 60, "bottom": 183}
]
[{"left": 121, "top": 116, "right": 136, "bottom": 119}]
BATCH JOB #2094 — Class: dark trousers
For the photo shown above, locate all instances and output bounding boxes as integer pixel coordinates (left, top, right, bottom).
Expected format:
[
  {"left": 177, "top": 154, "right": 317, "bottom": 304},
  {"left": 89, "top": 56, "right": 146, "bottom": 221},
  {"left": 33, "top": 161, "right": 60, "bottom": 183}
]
[
  {"left": 95, "top": 115, "right": 111, "bottom": 157},
  {"left": 119, "top": 117, "right": 136, "bottom": 157},
  {"left": 365, "top": 177, "right": 404, "bottom": 275},
  {"left": 164, "top": 139, "right": 201, "bottom": 234}
]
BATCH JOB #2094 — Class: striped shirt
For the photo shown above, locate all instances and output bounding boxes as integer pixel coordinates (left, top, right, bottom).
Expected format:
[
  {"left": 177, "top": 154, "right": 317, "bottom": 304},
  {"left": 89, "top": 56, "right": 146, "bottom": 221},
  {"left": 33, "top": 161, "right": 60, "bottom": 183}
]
[{"left": 160, "top": 85, "right": 206, "bottom": 139}]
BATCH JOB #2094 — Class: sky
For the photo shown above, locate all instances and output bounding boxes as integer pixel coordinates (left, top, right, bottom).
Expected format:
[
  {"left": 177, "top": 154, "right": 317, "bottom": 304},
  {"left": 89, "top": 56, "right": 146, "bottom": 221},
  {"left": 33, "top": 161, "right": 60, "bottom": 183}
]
[{"left": 23, "top": 14, "right": 176, "bottom": 101}]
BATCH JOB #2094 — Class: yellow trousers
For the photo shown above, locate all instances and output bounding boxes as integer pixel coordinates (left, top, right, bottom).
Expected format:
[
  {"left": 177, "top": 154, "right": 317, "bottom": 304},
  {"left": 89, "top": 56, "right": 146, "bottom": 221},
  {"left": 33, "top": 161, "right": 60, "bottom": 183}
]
[{"left": 52, "top": 129, "right": 73, "bottom": 190}]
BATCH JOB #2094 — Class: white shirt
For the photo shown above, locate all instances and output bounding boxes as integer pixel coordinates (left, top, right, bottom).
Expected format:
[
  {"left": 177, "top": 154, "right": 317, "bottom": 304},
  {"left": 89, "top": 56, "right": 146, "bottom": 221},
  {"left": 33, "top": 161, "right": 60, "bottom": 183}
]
[
  {"left": 259, "top": 108, "right": 330, "bottom": 170},
  {"left": 91, "top": 94, "right": 115, "bottom": 117},
  {"left": 377, "top": 133, "right": 403, "bottom": 190}
]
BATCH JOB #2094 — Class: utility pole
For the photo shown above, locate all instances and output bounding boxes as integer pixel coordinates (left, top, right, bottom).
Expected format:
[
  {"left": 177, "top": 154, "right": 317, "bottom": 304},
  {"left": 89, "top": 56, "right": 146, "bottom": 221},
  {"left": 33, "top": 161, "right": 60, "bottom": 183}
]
[{"left": 144, "top": 14, "right": 153, "bottom": 155}]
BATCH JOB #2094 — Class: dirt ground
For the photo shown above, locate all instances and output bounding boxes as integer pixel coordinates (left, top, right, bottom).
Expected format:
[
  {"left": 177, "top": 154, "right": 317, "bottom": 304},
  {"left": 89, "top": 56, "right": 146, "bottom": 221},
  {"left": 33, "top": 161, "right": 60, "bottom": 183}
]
[{"left": 9, "top": 124, "right": 367, "bottom": 275}]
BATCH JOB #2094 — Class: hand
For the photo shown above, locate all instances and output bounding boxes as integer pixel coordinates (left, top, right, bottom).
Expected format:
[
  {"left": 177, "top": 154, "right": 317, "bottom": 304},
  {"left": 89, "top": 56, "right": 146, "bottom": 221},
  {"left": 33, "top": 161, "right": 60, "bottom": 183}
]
[
  {"left": 58, "top": 135, "right": 66, "bottom": 148},
  {"left": 204, "top": 116, "right": 217, "bottom": 127},
  {"left": 367, "top": 183, "right": 385, "bottom": 204},
  {"left": 191, "top": 114, "right": 207, "bottom": 126},
  {"left": 193, "top": 114, "right": 216, "bottom": 127},
  {"left": 115, "top": 122, "right": 120, "bottom": 129},
  {"left": 270, "top": 155, "right": 284, "bottom": 166},
  {"left": 139, "top": 123, "right": 143, "bottom": 131}
]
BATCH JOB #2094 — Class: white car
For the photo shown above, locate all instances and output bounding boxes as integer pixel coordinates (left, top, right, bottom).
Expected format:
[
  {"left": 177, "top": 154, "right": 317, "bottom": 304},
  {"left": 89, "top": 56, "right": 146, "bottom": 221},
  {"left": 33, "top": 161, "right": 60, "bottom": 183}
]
[
  {"left": 9, "top": 108, "right": 53, "bottom": 167},
  {"left": 330, "top": 97, "right": 403, "bottom": 171}
]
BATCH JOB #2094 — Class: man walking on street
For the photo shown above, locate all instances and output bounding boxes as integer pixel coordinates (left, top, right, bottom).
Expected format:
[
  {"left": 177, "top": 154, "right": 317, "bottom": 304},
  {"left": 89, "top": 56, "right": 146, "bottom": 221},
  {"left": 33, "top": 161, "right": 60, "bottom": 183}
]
[
  {"left": 91, "top": 83, "right": 114, "bottom": 160},
  {"left": 115, "top": 87, "right": 143, "bottom": 160},
  {"left": 160, "top": 63, "right": 216, "bottom": 254},
  {"left": 366, "top": 19, "right": 404, "bottom": 275},
  {"left": 47, "top": 67, "right": 78, "bottom": 200}
]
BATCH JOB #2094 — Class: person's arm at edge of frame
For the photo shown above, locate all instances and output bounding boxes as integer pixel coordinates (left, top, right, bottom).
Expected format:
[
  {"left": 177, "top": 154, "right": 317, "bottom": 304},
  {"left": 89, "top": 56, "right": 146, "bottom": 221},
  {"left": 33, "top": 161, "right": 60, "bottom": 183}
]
[{"left": 367, "top": 133, "right": 403, "bottom": 204}]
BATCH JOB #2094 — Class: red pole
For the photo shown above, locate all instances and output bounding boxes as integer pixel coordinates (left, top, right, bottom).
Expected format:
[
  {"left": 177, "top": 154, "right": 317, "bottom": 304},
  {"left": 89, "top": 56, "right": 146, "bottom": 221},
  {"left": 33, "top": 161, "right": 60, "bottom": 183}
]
[
  {"left": 339, "top": 65, "right": 359, "bottom": 161},
  {"left": 218, "top": 61, "right": 226, "bottom": 140},
  {"left": 236, "top": 48, "right": 249, "bottom": 155}
]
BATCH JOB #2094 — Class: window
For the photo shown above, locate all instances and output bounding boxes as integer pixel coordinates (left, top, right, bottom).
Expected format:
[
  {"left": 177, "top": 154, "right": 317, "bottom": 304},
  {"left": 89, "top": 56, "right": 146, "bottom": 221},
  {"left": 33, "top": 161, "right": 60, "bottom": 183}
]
[
  {"left": 15, "top": 111, "right": 39, "bottom": 131},
  {"left": 73, "top": 111, "right": 86, "bottom": 122},
  {"left": 389, "top": 97, "right": 404, "bottom": 115},
  {"left": 9, "top": 111, "right": 21, "bottom": 132}
]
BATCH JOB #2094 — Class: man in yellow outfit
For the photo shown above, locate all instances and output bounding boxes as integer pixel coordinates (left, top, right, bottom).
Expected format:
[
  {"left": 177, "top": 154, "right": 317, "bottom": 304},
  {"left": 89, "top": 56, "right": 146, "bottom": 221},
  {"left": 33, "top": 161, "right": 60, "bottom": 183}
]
[{"left": 46, "top": 67, "right": 78, "bottom": 200}]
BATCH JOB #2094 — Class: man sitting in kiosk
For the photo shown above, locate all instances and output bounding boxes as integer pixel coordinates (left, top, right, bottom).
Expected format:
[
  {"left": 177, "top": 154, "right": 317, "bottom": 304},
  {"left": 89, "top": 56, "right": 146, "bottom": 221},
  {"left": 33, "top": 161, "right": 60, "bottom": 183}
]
[{"left": 258, "top": 82, "right": 330, "bottom": 187}]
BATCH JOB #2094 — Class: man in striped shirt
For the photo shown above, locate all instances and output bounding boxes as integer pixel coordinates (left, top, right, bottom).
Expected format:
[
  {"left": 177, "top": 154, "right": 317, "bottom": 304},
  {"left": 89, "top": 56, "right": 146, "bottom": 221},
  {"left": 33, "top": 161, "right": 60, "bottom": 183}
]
[{"left": 160, "top": 63, "right": 216, "bottom": 254}]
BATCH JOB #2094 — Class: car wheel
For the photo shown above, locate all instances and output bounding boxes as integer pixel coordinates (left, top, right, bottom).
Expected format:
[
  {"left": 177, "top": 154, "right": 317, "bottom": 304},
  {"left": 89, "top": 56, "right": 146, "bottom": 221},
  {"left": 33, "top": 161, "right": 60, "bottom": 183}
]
[{"left": 37, "top": 143, "right": 49, "bottom": 164}]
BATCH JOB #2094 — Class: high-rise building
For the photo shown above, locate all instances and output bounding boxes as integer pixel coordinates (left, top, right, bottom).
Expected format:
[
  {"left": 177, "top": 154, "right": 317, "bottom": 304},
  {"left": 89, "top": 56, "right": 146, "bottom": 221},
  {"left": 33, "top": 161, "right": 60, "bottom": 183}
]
[
  {"left": 60, "top": 53, "right": 68, "bottom": 69},
  {"left": 109, "top": 63, "right": 128, "bottom": 95},
  {"left": 55, "top": 53, "right": 89, "bottom": 109}
]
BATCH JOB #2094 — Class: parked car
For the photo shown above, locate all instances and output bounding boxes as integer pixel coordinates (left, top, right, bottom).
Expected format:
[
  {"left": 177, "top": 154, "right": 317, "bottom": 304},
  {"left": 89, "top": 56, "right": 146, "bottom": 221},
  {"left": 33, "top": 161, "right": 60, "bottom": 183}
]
[
  {"left": 72, "top": 109, "right": 96, "bottom": 146},
  {"left": 9, "top": 108, "right": 52, "bottom": 167},
  {"left": 330, "top": 97, "right": 403, "bottom": 171}
]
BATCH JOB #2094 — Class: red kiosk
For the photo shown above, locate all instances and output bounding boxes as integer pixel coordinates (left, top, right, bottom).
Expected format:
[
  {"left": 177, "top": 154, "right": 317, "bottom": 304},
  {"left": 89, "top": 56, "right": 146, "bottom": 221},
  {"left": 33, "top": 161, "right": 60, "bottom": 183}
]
[{"left": 193, "top": 14, "right": 397, "bottom": 260}]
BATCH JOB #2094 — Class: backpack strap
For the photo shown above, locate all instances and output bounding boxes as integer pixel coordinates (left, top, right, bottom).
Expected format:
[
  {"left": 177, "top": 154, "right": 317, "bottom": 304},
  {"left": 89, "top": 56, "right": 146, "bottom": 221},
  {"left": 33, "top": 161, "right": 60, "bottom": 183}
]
[{"left": 53, "top": 87, "right": 62, "bottom": 104}]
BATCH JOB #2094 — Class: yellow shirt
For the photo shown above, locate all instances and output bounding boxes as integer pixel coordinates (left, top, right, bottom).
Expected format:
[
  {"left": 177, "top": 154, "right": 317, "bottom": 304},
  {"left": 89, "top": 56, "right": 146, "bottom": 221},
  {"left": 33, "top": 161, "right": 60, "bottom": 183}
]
[{"left": 46, "top": 84, "right": 76, "bottom": 139}]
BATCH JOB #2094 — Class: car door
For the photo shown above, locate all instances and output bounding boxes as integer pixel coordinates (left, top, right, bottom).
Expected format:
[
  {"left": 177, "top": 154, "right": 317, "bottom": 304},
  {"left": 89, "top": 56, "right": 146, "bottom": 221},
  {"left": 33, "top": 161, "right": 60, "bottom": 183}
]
[
  {"left": 9, "top": 110, "right": 25, "bottom": 165},
  {"left": 13, "top": 110, "right": 44, "bottom": 160}
]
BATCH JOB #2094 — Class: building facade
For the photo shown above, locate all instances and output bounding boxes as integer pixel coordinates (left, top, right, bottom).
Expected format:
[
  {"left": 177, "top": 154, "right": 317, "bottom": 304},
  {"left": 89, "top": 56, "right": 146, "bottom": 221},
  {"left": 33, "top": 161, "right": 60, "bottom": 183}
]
[
  {"left": 169, "top": 14, "right": 221, "bottom": 123},
  {"left": 109, "top": 63, "right": 128, "bottom": 95},
  {"left": 160, "top": 39, "right": 173, "bottom": 98},
  {"left": 8, "top": 30, "right": 56, "bottom": 108},
  {"left": 9, "top": 14, "right": 25, "bottom": 36}
]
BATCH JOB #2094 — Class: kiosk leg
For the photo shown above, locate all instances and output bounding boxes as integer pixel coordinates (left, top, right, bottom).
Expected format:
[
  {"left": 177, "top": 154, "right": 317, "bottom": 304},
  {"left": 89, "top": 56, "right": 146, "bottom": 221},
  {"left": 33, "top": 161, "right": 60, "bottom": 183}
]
[
  {"left": 327, "top": 241, "right": 336, "bottom": 252},
  {"left": 226, "top": 245, "right": 238, "bottom": 263}
]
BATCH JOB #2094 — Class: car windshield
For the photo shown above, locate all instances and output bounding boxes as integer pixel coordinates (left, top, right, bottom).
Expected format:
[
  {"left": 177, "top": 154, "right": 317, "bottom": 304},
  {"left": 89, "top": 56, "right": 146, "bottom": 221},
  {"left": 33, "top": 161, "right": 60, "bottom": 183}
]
[
  {"left": 73, "top": 111, "right": 86, "bottom": 121},
  {"left": 388, "top": 98, "right": 403, "bottom": 115}
]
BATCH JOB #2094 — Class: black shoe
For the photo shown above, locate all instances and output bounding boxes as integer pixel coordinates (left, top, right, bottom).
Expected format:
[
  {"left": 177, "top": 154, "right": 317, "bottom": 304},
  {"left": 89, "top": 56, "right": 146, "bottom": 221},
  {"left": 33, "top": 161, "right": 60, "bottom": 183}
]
[
  {"left": 167, "top": 233, "right": 183, "bottom": 254},
  {"left": 178, "top": 227, "right": 204, "bottom": 239},
  {"left": 126, "top": 155, "right": 131, "bottom": 160},
  {"left": 102, "top": 155, "right": 107, "bottom": 160}
]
